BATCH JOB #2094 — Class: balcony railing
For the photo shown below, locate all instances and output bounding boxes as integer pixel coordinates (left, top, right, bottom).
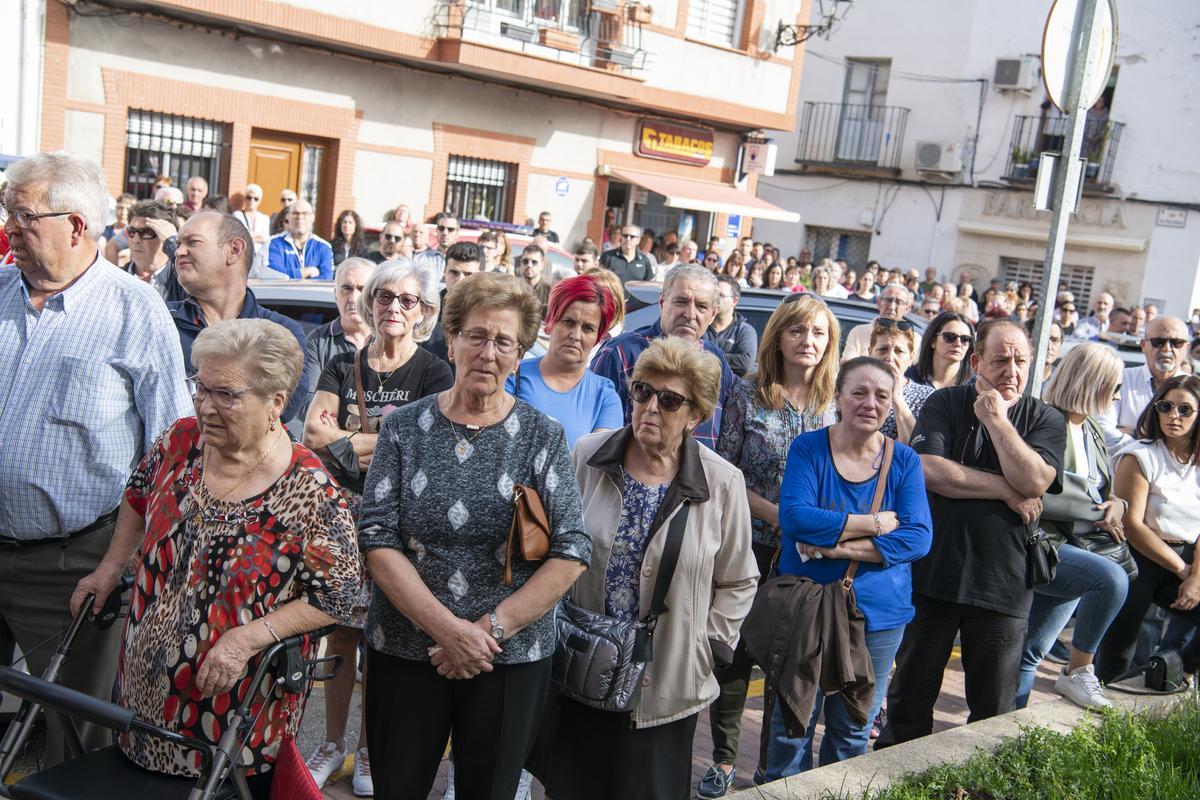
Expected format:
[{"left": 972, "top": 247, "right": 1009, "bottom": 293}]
[
  {"left": 435, "top": 1, "right": 648, "bottom": 72},
  {"left": 1004, "top": 114, "right": 1124, "bottom": 188},
  {"left": 795, "top": 102, "right": 909, "bottom": 172}
]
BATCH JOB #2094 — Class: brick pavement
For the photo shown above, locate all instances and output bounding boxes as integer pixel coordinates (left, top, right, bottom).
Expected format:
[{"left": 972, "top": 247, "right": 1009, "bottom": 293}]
[{"left": 312, "top": 651, "right": 1066, "bottom": 799}]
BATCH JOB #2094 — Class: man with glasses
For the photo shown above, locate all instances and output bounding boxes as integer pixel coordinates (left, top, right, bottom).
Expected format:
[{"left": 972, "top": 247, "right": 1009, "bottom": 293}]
[
  {"left": 124, "top": 199, "right": 186, "bottom": 302},
  {"left": 842, "top": 284, "right": 914, "bottom": 361},
  {"left": 371, "top": 220, "right": 408, "bottom": 264},
  {"left": 266, "top": 198, "right": 333, "bottom": 280},
  {"left": 599, "top": 223, "right": 654, "bottom": 287},
  {"left": 414, "top": 211, "right": 459, "bottom": 274},
  {"left": 1100, "top": 315, "right": 1192, "bottom": 448},
  {"left": 169, "top": 211, "right": 312, "bottom": 420},
  {"left": 919, "top": 298, "right": 942, "bottom": 320},
  {"left": 0, "top": 152, "right": 191, "bottom": 764},
  {"left": 591, "top": 264, "right": 735, "bottom": 450},
  {"left": 532, "top": 210, "right": 559, "bottom": 243},
  {"left": 270, "top": 188, "right": 298, "bottom": 235}
]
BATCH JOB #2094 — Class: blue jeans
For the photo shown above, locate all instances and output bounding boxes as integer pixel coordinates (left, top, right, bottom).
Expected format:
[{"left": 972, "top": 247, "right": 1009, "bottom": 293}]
[
  {"left": 1015, "top": 543, "right": 1129, "bottom": 708},
  {"left": 763, "top": 626, "right": 904, "bottom": 781}
]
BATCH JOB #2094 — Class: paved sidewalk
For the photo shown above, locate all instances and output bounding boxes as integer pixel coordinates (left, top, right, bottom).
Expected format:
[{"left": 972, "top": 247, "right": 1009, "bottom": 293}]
[{"left": 307, "top": 648, "right": 1065, "bottom": 799}]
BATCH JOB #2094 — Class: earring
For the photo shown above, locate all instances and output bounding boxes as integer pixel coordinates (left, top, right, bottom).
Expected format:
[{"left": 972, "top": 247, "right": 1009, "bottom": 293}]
[{"left": 269, "top": 418, "right": 276, "bottom": 432}]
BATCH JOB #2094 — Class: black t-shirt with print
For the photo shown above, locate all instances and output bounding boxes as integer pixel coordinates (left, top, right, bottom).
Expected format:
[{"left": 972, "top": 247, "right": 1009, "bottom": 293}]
[
  {"left": 908, "top": 384, "right": 1065, "bottom": 617},
  {"left": 317, "top": 346, "right": 454, "bottom": 434}
]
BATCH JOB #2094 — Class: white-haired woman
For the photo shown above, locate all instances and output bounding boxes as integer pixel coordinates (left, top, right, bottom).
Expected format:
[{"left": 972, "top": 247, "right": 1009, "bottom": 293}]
[
  {"left": 301, "top": 258, "right": 452, "bottom": 794},
  {"left": 1014, "top": 343, "right": 1130, "bottom": 710},
  {"left": 72, "top": 319, "right": 361, "bottom": 800}
]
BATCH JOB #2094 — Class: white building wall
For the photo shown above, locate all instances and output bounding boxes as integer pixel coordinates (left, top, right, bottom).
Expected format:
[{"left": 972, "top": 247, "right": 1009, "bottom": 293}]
[{"left": 1, "top": 0, "right": 45, "bottom": 160}]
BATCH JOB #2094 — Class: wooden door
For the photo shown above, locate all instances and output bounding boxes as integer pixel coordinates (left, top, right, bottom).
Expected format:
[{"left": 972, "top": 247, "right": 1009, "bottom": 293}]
[{"left": 248, "top": 135, "right": 303, "bottom": 217}]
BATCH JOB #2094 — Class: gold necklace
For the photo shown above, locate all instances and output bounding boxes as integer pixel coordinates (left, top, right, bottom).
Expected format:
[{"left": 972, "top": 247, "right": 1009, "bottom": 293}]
[{"left": 200, "top": 431, "right": 283, "bottom": 505}]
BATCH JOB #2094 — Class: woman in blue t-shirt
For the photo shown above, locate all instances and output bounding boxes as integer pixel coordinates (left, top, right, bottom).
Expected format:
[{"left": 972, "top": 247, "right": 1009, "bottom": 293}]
[
  {"left": 770, "top": 357, "right": 933, "bottom": 779},
  {"left": 507, "top": 274, "right": 623, "bottom": 449}
]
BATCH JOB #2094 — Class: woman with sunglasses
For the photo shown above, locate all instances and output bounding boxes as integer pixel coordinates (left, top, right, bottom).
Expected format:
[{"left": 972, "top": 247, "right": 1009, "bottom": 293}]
[
  {"left": 704, "top": 249, "right": 723, "bottom": 272},
  {"left": 537, "top": 337, "right": 757, "bottom": 800},
  {"left": 330, "top": 209, "right": 369, "bottom": 266},
  {"left": 701, "top": 295, "right": 840, "bottom": 796},
  {"left": 869, "top": 319, "right": 933, "bottom": 445},
  {"left": 301, "top": 260, "right": 452, "bottom": 794},
  {"left": 907, "top": 311, "right": 975, "bottom": 390},
  {"left": 1097, "top": 375, "right": 1200, "bottom": 682},
  {"left": 359, "top": 272, "right": 588, "bottom": 798},
  {"left": 234, "top": 183, "right": 271, "bottom": 254}
]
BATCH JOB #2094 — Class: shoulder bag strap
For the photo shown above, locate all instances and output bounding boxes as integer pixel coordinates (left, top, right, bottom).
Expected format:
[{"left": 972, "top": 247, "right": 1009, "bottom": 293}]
[
  {"left": 644, "top": 500, "right": 691, "bottom": 623},
  {"left": 844, "top": 436, "right": 895, "bottom": 587},
  {"left": 355, "top": 344, "right": 373, "bottom": 434}
]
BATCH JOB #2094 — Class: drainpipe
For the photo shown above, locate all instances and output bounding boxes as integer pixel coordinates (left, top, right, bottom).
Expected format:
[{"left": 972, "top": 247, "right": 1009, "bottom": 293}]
[{"left": 17, "top": 0, "right": 44, "bottom": 155}]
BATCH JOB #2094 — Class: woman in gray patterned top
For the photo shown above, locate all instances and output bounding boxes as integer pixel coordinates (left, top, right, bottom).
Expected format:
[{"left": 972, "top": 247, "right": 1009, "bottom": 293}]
[{"left": 358, "top": 271, "right": 590, "bottom": 800}]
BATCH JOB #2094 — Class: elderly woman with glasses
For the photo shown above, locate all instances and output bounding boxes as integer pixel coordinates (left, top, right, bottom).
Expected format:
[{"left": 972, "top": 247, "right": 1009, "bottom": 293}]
[
  {"left": 536, "top": 337, "right": 757, "bottom": 800},
  {"left": 1097, "top": 374, "right": 1200, "bottom": 683},
  {"left": 72, "top": 319, "right": 361, "bottom": 799},
  {"left": 301, "top": 259, "right": 451, "bottom": 794},
  {"left": 357, "top": 272, "right": 590, "bottom": 799}
]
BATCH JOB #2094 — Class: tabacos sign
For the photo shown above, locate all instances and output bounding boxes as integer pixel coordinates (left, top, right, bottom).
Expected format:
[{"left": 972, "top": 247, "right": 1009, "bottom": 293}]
[{"left": 636, "top": 119, "right": 714, "bottom": 167}]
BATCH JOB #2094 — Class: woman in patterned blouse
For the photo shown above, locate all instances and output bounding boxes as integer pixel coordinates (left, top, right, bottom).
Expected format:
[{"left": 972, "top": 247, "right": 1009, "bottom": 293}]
[
  {"left": 71, "top": 319, "right": 362, "bottom": 799},
  {"left": 357, "top": 272, "right": 590, "bottom": 799},
  {"left": 701, "top": 293, "right": 841, "bottom": 797}
]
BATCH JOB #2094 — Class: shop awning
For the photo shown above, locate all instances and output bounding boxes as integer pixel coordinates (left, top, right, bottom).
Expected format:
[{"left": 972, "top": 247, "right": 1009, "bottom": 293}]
[{"left": 608, "top": 168, "right": 800, "bottom": 224}]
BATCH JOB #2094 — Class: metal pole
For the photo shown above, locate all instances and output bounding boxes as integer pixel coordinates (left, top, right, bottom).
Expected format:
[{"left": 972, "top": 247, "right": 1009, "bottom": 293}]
[{"left": 1028, "top": 0, "right": 1102, "bottom": 397}]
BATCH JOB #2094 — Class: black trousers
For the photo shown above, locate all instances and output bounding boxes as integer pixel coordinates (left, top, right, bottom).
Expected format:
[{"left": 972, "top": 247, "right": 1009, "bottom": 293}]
[
  {"left": 364, "top": 648, "right": 552, "bottom": 800},
  {"left": 877, "top": 593, "right": 1026, "bottom": 748},
  {"left": 708, "top": 541, "right": 778, "bottom": 764},
  {"left": 1096, "top": 544, "right": 1200, "bottom": 683}
]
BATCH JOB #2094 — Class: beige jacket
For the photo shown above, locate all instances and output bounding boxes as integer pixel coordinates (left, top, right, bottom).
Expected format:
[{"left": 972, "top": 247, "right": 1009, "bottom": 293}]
[{"left": 570, "top": 428, "right": 758, "bottom": 728}]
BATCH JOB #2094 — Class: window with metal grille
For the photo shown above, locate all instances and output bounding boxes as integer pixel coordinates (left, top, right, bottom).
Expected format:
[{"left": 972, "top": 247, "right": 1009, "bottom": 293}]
[
  {"left": 445, "top": 156, "right": 516, "bottom": 223},
  {"left": 124, "top": 110, "right": 229, "bottom": 199},
  {"left": 687, "top": 0, "right": 745, "bottom": 46},
  {"left": 804, "top": 225, "right": 872, "bottom": 271},
  {"left": 999, "top": 256, "right": 1095, "bottom": 309},
  {"left": 300, "top": 144, "right": 324, "bottom": 209}
]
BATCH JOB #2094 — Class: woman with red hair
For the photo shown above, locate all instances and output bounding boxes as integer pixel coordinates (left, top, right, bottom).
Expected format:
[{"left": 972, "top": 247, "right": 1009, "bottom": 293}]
[{"left": 506, "top": 274, "right": 623, "bottom": 449}]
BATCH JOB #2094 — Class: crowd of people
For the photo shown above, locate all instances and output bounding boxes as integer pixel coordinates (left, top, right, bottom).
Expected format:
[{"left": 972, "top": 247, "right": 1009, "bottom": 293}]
[{"left": 2, "top": 151, "right": 1200, "bottom": 800}]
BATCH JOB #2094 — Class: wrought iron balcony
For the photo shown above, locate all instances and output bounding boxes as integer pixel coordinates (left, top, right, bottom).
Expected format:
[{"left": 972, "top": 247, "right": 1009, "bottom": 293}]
[
  {"left": 1004, "top": 114, "right": 1124, "bottom": 188},
  {"left": 795, "top": 102, "right": 909, "bottom": 173}
]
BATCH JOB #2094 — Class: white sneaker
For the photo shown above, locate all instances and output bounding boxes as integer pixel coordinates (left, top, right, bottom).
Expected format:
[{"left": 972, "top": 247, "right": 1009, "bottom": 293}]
[
  {"left": 305, "top": 740, "right": 347, "bottom": 789},
  {"left": 1055, "top": 664, "right": 1113, "bottom": 709},
  {"left": 352, "top": 746, "right": 373, "bottom": 796},
  {"left": 514, "top": 769, "right": 533, "bottom": 800},
  {"left": 442, "top": 761, "right": 455, "bottom": 800}
]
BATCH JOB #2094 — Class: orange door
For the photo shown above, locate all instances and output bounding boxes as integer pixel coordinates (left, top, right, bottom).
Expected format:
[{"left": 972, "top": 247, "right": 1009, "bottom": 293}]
[{"left": 248, "top": 136, "right": 303, "bottom": 217}]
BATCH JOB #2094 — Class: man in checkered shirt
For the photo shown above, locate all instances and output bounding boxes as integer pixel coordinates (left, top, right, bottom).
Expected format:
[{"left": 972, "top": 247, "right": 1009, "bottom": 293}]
[{"left": 0, "top": 152, "right": 191, "bottom": 764}]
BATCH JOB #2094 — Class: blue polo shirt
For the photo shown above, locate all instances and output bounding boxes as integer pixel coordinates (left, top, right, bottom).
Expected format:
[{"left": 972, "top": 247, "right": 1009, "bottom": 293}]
[{"left": 266, "top": 232, "right": 334, "bottom": 280}]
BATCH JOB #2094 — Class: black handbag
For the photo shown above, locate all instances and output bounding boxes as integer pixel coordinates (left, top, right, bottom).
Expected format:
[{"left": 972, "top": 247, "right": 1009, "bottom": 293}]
[
  {"left": 1067, "top": 528, "right": 1138, "bottom": 580},
  {"left": 1025, "top": 526, "right": 1059, "bottom": 588},
  {"left": 550, "top": 501, "right": 690, "bottom": 713}
]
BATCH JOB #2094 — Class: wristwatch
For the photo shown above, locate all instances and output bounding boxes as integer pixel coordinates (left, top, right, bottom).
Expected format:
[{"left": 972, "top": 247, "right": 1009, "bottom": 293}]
[{"left": 488, "top": 611, "right": 504, "bottom": 643}]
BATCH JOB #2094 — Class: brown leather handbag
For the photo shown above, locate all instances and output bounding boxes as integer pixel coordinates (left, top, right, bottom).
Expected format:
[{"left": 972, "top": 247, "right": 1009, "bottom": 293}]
[{"left": 505, "top": 484, "right": 551, "bottom": 586}]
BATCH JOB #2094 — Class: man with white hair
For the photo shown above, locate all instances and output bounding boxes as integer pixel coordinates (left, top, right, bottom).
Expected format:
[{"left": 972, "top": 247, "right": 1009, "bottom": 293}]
[
  {"left": 182, "top": 175, "right": 208, "bottom": 212},
  {"left": 0, "top": 151, "right": 191, "bottom": 763},
  {"left": 1073, "top": 291, "right": 1115, "bottom": 339},
  {"left": 591, "top": 263, "right": 736, "bottom": 450},
  {"left": 841, "top": 283, "right": 914, "bottom": 361},
  {"left": 266, "top": 198, "right": 334, "bottom": 279}
]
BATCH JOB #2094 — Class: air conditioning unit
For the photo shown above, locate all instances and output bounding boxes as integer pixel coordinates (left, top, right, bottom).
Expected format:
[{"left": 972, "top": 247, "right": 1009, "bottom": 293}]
[
  {"left": 994, "top": 56, "right": 1040, "bottom": 91},
  {"left": 914, "top": 141, "right": 963, "bottom": 174}
]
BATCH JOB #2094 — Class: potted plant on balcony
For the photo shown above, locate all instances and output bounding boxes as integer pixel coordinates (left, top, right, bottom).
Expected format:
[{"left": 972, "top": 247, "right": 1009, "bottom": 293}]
[
  {"left": 539, "top": 26, "right": 581, "bottom": 51},
  {"left": 628, "top": 3, "right": 653, "bottom": 23},
  {"left": 1010, "top": 147, "right": 1036, "bottom": 179}
]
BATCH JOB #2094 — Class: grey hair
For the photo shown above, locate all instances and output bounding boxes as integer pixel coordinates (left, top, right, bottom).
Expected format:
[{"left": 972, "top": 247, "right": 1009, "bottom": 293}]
[
  {"left": 879, "top": 283, "right": 913, "bottom": 304},
  {"left": 245, "top": 183, "right": 263, "bottom": 196},
  {"left": 662, "top": 263, "right": 719, "bottom": 303},
  {"left": 334, "top": 256, "right": 375, "bottom": 286},
  {"left": 4, "top": 151, "right": 110, "bottom": 240},
  {"left": 191, "top": 318, "right": 303, "bottom": 402},
  {"left": 358, "top": 257, "right": 441, "bottom": 343}
]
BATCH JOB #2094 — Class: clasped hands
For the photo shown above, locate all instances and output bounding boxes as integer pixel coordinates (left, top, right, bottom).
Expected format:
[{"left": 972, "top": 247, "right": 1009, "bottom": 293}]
[
  {"left": 429, "top": 615, "right": 502, "bottom": 679},
  {"left": 797, "top": 511, "right": 899, "bottom": 560}
]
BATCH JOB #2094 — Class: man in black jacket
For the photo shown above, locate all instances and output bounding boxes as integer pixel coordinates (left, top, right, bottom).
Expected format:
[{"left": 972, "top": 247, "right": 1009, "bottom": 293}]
[{"left": 707, "top": 275, "right": 758, "bottom": 377}]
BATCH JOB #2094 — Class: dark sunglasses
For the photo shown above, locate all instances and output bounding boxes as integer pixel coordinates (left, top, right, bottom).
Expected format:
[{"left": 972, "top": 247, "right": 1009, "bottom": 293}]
[
  {"left": 125, "top": 226, "right": 161, "bottom": 241},
  {"left": 629, "top": 380, "right": 692, "bottom": 412},
  {"left": 1154, "top": 400, "right": 1196, "bottom": 417},
  {"left": 920, "top": 307, "right": 940, "bottom": 317},
  {"left": 874, "top": 318, "right": 914, "bottom": 332},
  {"left": 436, "top": 225, "right": 459, "bottom": 233},
  {"left": 382, "top": 233, "right": 405, "bottom": 242},
  {"left": 621, "top": 233, "right": 640, "bottom": 239},
  {"left": 1149, "top": 337, "right": 1188, "bottom": 350},
  {"left": 940, "top": 331, "right": 973, "bottom": 345},
  {"left": 372, "top": 289, "right": 420, "bottom": 310}
]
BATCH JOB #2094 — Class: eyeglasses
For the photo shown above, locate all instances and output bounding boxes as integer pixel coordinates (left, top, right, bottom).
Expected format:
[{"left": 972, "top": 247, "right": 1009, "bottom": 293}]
[
  {"left": 874, "top": 318, "right": 914, "bottom": 332},
  {"left": 244, "top": 195, "right": 261, "bottom": 201},
  {"left": 1154, "top": 400, "right": 1196, "bottom": 418},
  {"left": 188, "top": 377, "right": 251, "bottom": 409},
  {"left": 1149, "top": 337, "right": 1188, "bottom": 350},
  {"left": 621, "top": 233, "right": 640, "bottom": 239},
  {"left": 436, "top": 225, "right": 459, "bottom": 233},
  {"left": 629, "top": 380, "right": 692, "bottom": 412},
  {"left": 0, "top": 204, "right": 77, "bottom": 228},
  {"left": 940, "top": 331, "right": 973, "bottom": 345},
  {"left": 125, "top": 226, "right": 160, "bottom": 241},
  {"left": 457, "top": 330, "right": 519, "bottom": 355},
  {"left": 382, "top": 234, "right": 404, "bottom": 243},
  {"left": 878, "top": 296, "right": 908, "bottom": 306},
  {"left": 920, "top": 307, "right": 940, "bottom": 317},
  {"left": 372, "top": 289, "right": 420, "bottom": 310}
]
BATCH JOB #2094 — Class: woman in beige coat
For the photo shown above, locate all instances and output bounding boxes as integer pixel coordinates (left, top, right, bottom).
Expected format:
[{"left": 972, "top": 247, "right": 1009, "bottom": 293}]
[{"left": 536, "top": 336, "right": 758, "bottom": 800}]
